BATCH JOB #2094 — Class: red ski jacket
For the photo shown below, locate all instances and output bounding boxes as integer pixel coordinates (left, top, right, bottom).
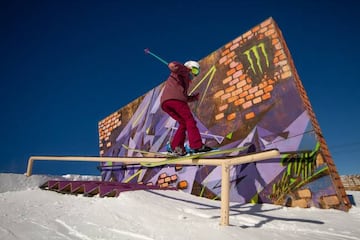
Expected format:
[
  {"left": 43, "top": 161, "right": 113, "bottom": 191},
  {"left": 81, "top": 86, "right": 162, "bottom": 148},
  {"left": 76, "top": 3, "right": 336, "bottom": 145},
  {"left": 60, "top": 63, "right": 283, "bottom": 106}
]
[{"left": 160, "top": 61, "right": 193, "bottom": 106}]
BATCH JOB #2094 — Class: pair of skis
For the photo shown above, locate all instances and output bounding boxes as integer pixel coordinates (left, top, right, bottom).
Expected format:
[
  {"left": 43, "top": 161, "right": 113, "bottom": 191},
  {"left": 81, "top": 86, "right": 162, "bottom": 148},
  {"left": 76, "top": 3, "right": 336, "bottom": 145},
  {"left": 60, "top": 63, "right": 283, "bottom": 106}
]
[{"left": 122, "top": 144, "right": 252, "bottom": 167}]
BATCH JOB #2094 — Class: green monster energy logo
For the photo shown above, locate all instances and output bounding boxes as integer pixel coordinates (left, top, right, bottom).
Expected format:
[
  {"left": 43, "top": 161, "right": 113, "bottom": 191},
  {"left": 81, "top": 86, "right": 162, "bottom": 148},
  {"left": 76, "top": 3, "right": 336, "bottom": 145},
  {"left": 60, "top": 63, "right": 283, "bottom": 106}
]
[
  {"left": 270, "top": 143, "right": 328, "bottom": 204},
  {"left": 243, "top": 43, "right": 270, "bottom": 75}
]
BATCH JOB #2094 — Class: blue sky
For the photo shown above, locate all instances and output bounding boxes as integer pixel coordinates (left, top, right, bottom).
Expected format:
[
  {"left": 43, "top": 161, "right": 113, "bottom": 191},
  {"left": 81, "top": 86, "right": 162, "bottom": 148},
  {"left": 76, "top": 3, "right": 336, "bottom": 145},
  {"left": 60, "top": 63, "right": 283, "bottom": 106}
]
[{"left": 0, "top": 0, "right": 359, "bottom": 176}]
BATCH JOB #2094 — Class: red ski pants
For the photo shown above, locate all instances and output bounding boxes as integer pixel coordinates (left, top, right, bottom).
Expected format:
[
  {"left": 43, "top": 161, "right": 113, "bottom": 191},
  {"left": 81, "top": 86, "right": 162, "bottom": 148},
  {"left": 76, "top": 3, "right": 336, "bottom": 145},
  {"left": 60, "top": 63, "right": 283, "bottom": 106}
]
[{"left": 161, "top": 100, "right": 203, "bottom": 150}]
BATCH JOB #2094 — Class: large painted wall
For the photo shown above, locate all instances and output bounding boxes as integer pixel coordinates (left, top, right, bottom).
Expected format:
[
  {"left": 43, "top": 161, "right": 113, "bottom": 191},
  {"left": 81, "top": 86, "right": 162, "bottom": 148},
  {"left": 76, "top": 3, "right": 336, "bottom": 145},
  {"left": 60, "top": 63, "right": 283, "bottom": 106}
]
[{"left": 98, "top": 18, "right": 351, "bottom": 211}]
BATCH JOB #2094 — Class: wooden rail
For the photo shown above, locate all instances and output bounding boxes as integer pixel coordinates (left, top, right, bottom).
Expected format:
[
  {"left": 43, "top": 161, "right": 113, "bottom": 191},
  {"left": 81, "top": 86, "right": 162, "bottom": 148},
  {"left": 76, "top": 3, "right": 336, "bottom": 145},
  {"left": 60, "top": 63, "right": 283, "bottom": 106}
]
[{"left": 26, "top": 149, "right": 280, "bottom": 226}]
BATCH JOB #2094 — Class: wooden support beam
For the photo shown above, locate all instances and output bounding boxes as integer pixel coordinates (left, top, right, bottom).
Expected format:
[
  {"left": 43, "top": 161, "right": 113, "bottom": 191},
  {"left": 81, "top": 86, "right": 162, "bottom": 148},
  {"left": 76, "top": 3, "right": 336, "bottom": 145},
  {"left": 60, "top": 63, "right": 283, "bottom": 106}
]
[{"left": 220, "top": 163, "right": 230, "bottom": 226}]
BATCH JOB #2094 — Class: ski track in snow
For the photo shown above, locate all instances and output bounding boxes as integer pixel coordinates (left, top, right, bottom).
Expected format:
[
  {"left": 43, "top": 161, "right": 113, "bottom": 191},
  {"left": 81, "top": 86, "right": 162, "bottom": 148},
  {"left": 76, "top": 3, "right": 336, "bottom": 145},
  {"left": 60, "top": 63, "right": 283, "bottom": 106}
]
[
  {"left": 30, "top": 220, "right": 73, "bottom": 240},
  {"left": 107, "top": 228, "right": 155, "bottom": 240},
  {"left": 262, "top": 224, "right": 360, "bottom": 240},
  {"left": 56, "top": 219, "right": 93, "bottom": 240},
  {"left": 0, "top": 226, "right": 17, "bottom": 239},
  {"left": 181, "top": 207, "right": 213, "bottom": 219},
  {"left": 233, "top": 215, "right": 264, "bottom": 227},
  {"left": 85, "top": 221, "right": 155, "bottom": 240}
]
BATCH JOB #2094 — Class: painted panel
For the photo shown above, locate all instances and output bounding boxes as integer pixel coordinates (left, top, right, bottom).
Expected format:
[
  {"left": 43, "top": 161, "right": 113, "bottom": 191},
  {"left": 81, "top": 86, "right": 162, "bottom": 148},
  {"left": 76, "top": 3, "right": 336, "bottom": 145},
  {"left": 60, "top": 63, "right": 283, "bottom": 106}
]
[{"left": 98, "top": 18, "right": 350, "bottom": 210}]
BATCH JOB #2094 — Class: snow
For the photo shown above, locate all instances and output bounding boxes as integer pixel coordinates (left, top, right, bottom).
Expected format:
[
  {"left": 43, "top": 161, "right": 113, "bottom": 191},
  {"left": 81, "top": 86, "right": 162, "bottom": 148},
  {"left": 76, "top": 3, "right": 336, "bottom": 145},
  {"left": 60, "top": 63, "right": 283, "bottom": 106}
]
[{"left": 0, "top": 173, "right": 359, "bottom": 240}]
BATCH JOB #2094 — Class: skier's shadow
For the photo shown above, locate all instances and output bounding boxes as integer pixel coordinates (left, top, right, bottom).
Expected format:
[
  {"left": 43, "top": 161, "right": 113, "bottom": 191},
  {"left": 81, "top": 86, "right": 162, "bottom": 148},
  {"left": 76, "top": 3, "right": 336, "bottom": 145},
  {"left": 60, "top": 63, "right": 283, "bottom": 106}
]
[{"left": 146, "top": 190, "right": 324, "bottom": 227}]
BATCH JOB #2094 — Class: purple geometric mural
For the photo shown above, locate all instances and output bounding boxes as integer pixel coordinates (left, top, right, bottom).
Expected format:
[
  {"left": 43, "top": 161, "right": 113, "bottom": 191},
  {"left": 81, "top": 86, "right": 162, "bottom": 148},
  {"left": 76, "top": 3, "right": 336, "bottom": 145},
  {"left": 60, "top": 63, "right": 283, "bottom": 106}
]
[{"left": 98, "top": 18, "right": 350, "bottom": 211}]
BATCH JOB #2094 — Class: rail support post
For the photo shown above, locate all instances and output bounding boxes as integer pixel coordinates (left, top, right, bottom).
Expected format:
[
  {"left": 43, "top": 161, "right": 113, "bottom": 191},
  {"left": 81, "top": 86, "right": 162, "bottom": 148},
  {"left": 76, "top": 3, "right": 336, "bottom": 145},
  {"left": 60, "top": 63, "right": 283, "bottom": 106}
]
[{"left": 220, "top": 163, "right": 230, "bottom": 226}]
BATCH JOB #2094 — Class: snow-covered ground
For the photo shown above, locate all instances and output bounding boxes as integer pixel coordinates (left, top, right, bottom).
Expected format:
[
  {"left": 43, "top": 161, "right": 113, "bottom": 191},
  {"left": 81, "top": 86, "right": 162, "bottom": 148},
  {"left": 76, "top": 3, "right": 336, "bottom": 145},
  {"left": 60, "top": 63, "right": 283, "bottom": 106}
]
[{"left": 0, "top": 173, "right": 359, "bottom": 240}]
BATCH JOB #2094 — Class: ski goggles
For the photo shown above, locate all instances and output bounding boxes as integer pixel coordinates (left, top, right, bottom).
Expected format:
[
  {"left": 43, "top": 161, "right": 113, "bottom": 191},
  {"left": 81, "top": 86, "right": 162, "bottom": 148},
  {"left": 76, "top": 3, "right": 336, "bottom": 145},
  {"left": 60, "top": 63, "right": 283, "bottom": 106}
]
[{"left": 191, "top": 67, "right": 200, "bottom": 76}]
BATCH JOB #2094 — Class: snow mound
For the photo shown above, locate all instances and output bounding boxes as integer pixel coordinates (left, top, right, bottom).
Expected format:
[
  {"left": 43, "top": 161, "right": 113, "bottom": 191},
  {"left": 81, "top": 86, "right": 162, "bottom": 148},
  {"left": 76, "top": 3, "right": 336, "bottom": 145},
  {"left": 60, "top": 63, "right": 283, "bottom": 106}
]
[
  {"left": 0, "top": 173, "right": 359, "bottom": 240},
  {"left": 0, "top": 173, "right": 100, "bottom": 193}
]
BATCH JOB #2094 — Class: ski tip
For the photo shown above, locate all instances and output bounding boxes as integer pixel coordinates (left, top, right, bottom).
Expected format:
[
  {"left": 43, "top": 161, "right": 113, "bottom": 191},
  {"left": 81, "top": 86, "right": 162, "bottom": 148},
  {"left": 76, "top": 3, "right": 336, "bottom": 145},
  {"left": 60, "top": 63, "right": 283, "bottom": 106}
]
[
  {"left": 144, "top": 48, "right": 150, "bottom": 54},
  {"left": 121, "top": 144, "right": 129, "bottom": 149}
]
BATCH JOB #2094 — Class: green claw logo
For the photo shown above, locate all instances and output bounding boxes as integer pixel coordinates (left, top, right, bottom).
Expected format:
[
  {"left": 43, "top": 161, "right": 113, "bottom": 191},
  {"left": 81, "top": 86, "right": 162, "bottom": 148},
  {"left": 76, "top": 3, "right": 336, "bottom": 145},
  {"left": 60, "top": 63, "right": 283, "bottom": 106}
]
[
  {"left": 236, "top": 38, "right": 275, "bottom": 86},
  {"left": 243, "top": 43, "right": 270, "bottom": 75}
]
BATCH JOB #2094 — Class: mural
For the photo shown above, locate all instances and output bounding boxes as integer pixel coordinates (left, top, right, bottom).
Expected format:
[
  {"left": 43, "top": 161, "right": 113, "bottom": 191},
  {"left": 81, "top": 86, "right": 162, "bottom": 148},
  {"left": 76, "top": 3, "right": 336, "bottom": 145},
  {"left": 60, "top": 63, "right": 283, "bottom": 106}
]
[{"left": 98, "top": 18, "right": 350, "bottom": 211}]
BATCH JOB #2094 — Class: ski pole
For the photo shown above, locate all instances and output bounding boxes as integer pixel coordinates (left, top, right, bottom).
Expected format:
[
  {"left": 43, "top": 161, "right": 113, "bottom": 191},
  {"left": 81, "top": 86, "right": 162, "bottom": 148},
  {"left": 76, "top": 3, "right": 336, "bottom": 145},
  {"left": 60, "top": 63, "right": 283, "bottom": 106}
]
[{"left": 144, "top": 48, "right": 168, "bottom": 66}]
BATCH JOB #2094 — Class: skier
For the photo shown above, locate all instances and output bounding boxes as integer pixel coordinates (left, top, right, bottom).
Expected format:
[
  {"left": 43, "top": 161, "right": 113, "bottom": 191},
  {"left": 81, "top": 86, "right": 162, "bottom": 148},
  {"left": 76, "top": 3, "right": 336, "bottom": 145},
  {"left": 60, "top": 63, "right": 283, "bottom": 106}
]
[{"left": 160, "top": 60, "right": 213, "bottom": 156}]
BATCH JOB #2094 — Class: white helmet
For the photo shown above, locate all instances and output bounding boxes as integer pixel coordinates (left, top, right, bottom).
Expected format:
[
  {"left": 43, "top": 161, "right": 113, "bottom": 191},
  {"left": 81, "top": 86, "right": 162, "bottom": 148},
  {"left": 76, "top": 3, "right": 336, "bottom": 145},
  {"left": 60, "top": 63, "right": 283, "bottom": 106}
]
[
  {"left": 184, "top": 60, "right": 200, "bottom": 69},
  {"left": 184, "top": 60, "right": 200, "bottom": 76}
]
